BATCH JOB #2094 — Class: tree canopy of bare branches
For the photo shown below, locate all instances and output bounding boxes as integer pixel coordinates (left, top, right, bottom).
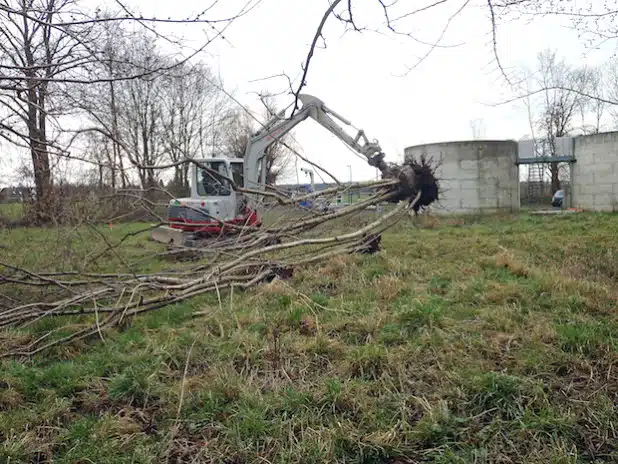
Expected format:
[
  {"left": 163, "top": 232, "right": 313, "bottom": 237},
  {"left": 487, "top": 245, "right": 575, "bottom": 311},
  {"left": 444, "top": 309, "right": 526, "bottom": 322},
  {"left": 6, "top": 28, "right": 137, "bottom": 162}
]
[
  {"left": 0, "top": 0, "right": 256, "bottom": 218},
  {"left": 521, "top": 49, "right": 597, "bottom": 191}
]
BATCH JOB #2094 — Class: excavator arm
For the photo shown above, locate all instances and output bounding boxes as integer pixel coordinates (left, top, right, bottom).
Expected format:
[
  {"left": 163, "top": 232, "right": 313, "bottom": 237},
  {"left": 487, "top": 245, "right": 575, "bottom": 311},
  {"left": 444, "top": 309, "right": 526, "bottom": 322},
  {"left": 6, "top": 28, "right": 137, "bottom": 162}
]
[{"left": 243, "top": 94, "right": 389, "bottom": 195}]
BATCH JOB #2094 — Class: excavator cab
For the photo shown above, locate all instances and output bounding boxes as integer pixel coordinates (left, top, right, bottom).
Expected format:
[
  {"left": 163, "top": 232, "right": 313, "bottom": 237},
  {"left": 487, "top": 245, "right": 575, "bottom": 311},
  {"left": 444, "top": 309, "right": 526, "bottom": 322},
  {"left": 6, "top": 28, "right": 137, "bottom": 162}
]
[
  {"left": 230, "top": 160, "right": 244, "bottom": 187},
  {"left": 151, "top": 158, "right": 259, "bottom": 246}
]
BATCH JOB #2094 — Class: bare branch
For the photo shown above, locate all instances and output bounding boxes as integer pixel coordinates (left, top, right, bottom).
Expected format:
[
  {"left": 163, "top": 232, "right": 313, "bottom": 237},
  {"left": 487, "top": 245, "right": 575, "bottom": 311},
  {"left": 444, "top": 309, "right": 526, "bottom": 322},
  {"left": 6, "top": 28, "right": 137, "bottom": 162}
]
[{"left": 291, "top": 0, "right": 343, "bottom": 115}]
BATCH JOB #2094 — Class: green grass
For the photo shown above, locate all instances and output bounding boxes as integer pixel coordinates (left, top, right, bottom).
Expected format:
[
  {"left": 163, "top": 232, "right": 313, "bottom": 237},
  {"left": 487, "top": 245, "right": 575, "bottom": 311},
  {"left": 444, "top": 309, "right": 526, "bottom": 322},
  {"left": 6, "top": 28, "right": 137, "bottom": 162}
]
[
  {"left": 1, "top": 212, "right": 618, "bottom": 462},
  {"left": 0, "top": 202, "right": 25, "bottom": 220}
]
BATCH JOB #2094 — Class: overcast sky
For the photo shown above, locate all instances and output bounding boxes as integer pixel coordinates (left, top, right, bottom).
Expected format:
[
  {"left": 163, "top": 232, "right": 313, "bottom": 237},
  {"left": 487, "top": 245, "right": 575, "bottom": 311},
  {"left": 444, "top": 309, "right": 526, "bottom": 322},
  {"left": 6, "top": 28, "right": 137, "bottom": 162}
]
[
  {"left": 1, "top": 0, "right": 615, "bottom": 186},
  {"left": 143, "top": 0, "right": 616, "bottom": 183}
]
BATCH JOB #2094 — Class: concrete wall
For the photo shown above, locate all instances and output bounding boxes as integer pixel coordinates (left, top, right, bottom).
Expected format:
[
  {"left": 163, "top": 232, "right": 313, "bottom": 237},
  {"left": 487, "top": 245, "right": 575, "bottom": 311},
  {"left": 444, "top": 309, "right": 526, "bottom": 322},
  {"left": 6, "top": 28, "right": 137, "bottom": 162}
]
[
  {"left": 571, "top": 132, "right": 618, "bottom": 212},
  {"left": 404, "top": 140, "right": 519, "bottom": 214}
]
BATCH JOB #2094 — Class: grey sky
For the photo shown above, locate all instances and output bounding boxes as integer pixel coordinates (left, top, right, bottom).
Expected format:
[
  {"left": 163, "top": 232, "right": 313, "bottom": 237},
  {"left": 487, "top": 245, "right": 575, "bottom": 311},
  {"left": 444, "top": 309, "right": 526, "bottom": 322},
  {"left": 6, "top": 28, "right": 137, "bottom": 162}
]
[
  {"left": 134, "top": 0, "right": 617, "bottom": 183},
  {"left": 1, "top": 0, "right": 615, "bottom": 186}
]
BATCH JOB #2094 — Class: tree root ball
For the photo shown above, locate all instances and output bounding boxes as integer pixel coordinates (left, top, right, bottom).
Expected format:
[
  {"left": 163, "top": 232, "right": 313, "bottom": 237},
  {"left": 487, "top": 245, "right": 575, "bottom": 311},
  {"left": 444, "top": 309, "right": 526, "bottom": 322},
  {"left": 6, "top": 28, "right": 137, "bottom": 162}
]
[{"left": 384, "top": 155, "right": 440, "bottom": 213}]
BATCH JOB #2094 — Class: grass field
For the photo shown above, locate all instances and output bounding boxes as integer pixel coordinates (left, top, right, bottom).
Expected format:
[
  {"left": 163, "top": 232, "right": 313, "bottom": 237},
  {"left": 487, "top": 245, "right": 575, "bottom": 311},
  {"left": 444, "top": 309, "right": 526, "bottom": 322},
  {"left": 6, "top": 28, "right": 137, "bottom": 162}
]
[
  {"left": 0, "top": 202, "right": 25, "bottom": 220},
  {"left": 1, "top": 212, "right": 618, "bottom": 463}
]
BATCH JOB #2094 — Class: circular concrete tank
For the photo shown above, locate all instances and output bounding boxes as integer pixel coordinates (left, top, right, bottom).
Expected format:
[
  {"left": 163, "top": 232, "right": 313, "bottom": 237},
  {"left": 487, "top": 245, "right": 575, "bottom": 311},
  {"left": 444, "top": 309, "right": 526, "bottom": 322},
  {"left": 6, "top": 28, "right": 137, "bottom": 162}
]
[{"left": 404, "top": 140, "right": 519, "bottom": 214}]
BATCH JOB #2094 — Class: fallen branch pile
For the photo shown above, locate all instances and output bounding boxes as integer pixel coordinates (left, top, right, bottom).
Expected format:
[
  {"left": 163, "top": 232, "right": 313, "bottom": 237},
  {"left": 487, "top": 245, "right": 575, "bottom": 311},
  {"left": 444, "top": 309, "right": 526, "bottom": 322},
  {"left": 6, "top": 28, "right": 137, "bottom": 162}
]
[{"left": 0, "top": 156, "right": 440, "bottom": 358}]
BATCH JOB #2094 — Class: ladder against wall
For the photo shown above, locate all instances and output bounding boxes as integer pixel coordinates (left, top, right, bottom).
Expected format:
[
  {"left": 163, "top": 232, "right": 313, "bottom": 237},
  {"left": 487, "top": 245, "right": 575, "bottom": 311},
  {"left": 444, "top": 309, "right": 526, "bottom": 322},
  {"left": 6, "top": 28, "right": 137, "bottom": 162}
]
[{"left": 527, "top": 163, "right": 544, "bottom": 203}]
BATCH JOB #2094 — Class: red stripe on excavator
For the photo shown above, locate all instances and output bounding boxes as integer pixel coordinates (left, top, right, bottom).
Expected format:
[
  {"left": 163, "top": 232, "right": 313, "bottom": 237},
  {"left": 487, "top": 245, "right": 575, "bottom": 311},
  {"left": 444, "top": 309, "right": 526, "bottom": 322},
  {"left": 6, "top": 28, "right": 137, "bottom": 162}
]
[{"left": 168, "top": 210, "right": 260, "bottom": 233}]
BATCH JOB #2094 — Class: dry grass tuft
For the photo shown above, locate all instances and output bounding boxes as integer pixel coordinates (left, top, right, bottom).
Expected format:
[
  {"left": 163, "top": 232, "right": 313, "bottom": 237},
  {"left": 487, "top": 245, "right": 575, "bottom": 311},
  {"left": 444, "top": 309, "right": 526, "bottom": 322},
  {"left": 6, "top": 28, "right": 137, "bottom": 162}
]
[
  {"left": 258, "top": 277, "right": 296, "bottom": 298},
  {"left": 315, "top": 254, "right": 356, "bottom": 279},
  {"left": 492, "top": 248, "right": 531, "bottom": 277},
  {"left": 374, "top": 274, "right": 406, "bottom": 303}
]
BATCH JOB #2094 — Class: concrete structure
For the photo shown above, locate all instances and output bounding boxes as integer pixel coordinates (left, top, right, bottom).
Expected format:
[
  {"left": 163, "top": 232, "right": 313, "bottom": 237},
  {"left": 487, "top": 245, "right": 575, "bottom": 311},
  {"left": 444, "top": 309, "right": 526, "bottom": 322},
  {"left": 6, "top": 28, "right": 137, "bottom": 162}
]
[
  {"left": 0, "top": 186, "right": 31, "bottom": 204},
  {"left": 571, "top": 132, "right": 618, "bottom": 212},
  {"left": 404, "top": 140, "right": 520, "bottom": 214},
  {"left": 279, "top": 131, "right": 618, "bottom": 214}
]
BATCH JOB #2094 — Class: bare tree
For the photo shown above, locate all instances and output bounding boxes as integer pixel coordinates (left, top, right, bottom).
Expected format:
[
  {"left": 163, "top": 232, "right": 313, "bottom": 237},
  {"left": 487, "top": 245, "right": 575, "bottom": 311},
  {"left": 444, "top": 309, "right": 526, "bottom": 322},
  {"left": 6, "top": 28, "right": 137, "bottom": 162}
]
[
  {"left": 60, "top": 15, "right": 131, "bottom": 191},
  {"left": 71, "top": 29, "right": 171, "bottom": 192},
  {"left": 603, "top": 58, "right": 618, "bottom": 129},
  {"left": 528, "top": 49, "right": 592, "bottom": 192},
  {"left": 0, "top": 0, "right": 95, "bottom": 217},
  {"left": 160, "top": 62, "right": 234, "bottom": 194},
  {"left": 579, "top": 65, "right": 606, "bottom": 134},
  {"left": 222, "top": 95, "right": 294, "bottom": 185},
  {"left": 79, "top": 131, "right": 112, "bottom": 190},
  {"left": 117, "top": 38, "right": 168, "bottom": 191},
  {"left": 98, "top": 14, "right": 127, "bottom": 191}
]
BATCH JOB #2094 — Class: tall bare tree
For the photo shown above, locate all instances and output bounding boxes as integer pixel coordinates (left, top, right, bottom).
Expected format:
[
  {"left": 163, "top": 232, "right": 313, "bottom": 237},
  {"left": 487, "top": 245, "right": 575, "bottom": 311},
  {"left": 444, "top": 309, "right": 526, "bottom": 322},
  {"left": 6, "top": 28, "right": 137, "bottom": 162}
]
[
  {"left": 579, "top": 65, "right": 606, "bottom": 135},
  {"left": 61, "top": 15, "right": 131, "bottom": 191},
  {"left": 603, "top": 58, "right": 618, "bottom": 129},
  {"left": 0, "top": 0, "right": 94, "bottom": 216},
  {"left": 528, "top": 49, "right": 593, "bottom": 192},
  {"left": 69, "top": 29, "right": 170, "bottom": 192},
  {"left": 113, "top": 33, "right": 170, "bottom": 191},
  {"left": 160, "top": 62, "right": 234, "bottom": 194}
]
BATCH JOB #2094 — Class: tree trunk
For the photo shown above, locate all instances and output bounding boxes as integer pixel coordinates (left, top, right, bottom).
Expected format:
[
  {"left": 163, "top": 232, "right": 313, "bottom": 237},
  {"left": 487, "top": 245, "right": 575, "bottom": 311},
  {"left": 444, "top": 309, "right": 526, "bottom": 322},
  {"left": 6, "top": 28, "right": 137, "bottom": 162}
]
[
  {"left": 29, "top": 133, "right": 51, "bottom": 204},
  {"left": 98, "top": 164, "right": 104, "bottom": 190},
  {"left": 110, "top": 162, "right": 116, "bottom": 191},
  {"left": 550, "top": 163, "right": 560, "bottom": 193},
  {"left": 119, "top": 156, "right": 129, "bottom": 189},
  {"left": 183, "top": 164, "right": 190, "bottom": 194},
  {"left": 109, "top": 79, "right": 124, "bottom": 191},
  {"left": 27, "top": 85, "right": 52, "bottom": 219}
]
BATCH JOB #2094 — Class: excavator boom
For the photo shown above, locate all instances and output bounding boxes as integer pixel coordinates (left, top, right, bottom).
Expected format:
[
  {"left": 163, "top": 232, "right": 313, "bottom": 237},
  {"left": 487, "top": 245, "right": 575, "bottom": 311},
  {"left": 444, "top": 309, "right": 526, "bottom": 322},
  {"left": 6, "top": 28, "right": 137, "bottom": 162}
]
[{"left": 242, "top": 94, "right": 388, "bottom": 208}]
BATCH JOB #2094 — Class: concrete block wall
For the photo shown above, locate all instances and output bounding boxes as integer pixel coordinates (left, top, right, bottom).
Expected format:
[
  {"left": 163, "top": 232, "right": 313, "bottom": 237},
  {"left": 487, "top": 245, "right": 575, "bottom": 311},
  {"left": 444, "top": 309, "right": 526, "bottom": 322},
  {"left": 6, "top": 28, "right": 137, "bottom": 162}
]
[
  {"left": 404, "top": 140, "right": 519, "bottom": 214},
  {"left": 572, "top": 132, "right": 618, "bottom": 212}
]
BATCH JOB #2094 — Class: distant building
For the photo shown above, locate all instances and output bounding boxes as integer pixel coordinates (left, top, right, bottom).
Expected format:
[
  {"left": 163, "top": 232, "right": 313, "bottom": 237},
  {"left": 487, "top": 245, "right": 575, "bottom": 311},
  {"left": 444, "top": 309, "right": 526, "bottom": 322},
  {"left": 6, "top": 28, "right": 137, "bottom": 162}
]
[{"left": 0, "top": 186, "right": 32, "bottom": 204}]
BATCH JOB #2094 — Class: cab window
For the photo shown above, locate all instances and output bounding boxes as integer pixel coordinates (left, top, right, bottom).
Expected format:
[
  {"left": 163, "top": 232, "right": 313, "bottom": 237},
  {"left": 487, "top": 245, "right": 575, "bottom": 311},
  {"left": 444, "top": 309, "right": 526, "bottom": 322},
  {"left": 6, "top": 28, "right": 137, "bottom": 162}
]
[
  {"left": 197, "top": 161, "right": 232, "bottom": 196},
  {"left": 230, "top": 162, "right": 244, "bottom": 187}
]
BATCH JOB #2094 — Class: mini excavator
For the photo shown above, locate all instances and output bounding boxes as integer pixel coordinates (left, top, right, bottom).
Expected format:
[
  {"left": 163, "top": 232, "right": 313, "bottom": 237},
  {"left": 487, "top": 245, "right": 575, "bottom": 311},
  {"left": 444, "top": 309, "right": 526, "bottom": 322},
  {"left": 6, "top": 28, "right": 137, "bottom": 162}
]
[{"left": 150, "top": 94, "right": 393, "bottom": 248}]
